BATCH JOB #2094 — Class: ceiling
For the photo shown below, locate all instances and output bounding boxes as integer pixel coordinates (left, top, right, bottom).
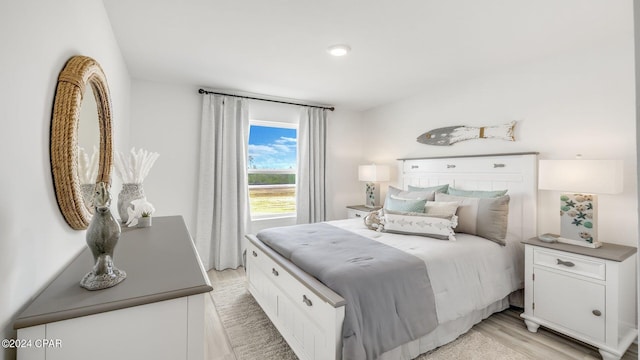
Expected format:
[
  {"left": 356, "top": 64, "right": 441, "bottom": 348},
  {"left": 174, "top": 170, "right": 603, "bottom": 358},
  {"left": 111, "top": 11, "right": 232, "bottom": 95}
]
[{"left": 103, "top": 0, "right": 629, "bottom": 111}]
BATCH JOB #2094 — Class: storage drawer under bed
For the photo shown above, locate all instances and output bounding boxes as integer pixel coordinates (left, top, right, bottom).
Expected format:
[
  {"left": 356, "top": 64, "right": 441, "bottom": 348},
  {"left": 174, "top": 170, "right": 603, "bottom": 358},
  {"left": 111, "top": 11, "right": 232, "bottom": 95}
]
[{"left": 245, "top": 238, "right": 345, "bottom": 360}]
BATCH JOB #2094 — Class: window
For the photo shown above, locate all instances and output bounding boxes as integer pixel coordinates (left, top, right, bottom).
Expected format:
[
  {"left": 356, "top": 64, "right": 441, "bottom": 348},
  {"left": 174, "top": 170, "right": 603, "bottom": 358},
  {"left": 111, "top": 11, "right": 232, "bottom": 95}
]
[{"left": 248, "top": 120, "right": 297, "bottom": 219}]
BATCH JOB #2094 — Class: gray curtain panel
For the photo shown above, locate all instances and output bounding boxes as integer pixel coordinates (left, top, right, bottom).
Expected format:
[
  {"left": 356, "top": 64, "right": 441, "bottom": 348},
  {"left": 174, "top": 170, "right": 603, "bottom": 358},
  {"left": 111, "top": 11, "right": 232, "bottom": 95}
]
[
  {"left": 296, "top": 107, "right": 328, "bottom": 224},
  {"left": 195, "top": 95, "right": 250, "bottom": 270}
]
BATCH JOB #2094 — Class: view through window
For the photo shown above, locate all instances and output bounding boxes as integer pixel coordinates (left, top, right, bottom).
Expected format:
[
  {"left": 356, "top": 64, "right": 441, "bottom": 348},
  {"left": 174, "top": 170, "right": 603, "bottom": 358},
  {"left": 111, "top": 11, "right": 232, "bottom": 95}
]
[{"left": 248, "top": 121, "right": 297, "bottom": 219}]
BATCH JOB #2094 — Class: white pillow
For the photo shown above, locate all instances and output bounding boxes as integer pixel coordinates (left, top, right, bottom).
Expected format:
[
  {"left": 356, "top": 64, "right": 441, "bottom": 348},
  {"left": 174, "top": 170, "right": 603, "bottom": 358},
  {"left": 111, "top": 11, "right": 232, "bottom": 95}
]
[
  {"left": 424, "top": 201, "right": 459, "bottom": 220},
  {"left": 387, "top": 186, "right": 435, "bottom": 201},
  {"left": 383, "top": 211, "right": 457, "bottom": 241}
]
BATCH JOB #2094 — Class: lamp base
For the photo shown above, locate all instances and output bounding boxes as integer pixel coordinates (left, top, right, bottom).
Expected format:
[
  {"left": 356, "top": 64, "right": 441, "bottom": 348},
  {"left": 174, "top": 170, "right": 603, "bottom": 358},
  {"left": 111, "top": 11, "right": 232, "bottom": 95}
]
[
  {"left": 365, "top": 182, "right": 379, "bottom": 208},
  {"left": 559, "top": 192, "right": 599, "bottom": 248}
]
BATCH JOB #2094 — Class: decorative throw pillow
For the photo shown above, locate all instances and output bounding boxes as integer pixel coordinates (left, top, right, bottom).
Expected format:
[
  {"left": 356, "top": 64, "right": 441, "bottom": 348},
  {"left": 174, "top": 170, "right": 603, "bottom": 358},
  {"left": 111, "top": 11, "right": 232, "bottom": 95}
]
[
  {"left": 435, "top": 193, "right": 510, "bottom": 245},
  {"left": 386, "top": 186, "right": 435, "bottom": 201},
  {"left": 447, "top": 187, "right": 508, "bottom": 198},
  {"left": 408, "top": 184, "right": 449, "bottom": 193},
  {"left": 383, "top": 210, "right": 457, "bottom": 241},
  {"left": 424, "top": 201, "right": 459, "bottom": 220},
  {"left": 384, "top": 197, "right": 427, "bottom": 213}
]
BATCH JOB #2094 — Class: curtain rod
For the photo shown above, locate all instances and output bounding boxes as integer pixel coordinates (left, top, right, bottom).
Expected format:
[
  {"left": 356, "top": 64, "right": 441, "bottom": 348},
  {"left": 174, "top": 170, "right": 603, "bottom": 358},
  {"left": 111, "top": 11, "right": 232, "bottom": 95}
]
[{"left": 198, "top": 89, "right": 335, "bottom": 111}]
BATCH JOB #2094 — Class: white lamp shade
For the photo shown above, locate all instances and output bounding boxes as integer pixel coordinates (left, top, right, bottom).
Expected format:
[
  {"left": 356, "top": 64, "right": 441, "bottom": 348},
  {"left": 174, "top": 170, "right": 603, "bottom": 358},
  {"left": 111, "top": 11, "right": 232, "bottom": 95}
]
[
  {"left": 538, "top": 160, "right": 623, "bottom": 194},
  {"left": 358, "top": 164, "right": 390, "bottom": 182}
]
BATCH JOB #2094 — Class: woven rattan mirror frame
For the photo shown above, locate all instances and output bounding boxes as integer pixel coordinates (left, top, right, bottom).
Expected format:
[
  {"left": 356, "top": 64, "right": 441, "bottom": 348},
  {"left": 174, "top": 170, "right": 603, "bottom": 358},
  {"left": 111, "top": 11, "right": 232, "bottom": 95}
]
[{"left": 51, "top": 56, "right": 113, "bottom": 230}]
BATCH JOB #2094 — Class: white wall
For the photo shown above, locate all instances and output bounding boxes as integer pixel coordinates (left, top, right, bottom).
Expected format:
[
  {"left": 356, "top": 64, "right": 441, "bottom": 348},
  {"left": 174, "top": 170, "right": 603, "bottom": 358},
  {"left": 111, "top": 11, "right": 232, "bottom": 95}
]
[
  {"left": 634, "top": 0, "right": 640, "bottom": 349},
  {"left": 326, "top": 109, "right": 366, "bottom": 219},
  {"left": 0, "top": 1, "right": 130, "bottom": 359},
  {"left": 130, "top": 80, "right": 364, "bottom": 235},
  {"left": 130, "top": 81, "right": 201, "bottom": 232},
  {"left": 362, "top": 22, "right": 637, "bottom": 247},
  {"left": 130, "top": 3, "right": 637, "bottom": 250}
]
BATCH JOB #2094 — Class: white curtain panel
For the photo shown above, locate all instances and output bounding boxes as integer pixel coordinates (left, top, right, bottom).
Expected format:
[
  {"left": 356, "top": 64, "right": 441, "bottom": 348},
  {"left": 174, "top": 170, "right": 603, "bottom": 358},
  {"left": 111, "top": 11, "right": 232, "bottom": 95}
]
[
  {"left": 296, "top": 107, "right": 328, "bottom": 224},
  {"left": 195, "top": 95, "right": 250, "bottom": 270}
]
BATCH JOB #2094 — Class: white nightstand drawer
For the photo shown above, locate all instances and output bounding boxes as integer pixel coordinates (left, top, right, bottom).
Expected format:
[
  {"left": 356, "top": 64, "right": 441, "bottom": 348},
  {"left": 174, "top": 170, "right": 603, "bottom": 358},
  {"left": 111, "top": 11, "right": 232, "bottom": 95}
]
[
  {"left": 533, "top": 248, "right": 605, "bottom": 280},
  {"left": 346, "top": 205, "right": 379, "bottom": 219}
]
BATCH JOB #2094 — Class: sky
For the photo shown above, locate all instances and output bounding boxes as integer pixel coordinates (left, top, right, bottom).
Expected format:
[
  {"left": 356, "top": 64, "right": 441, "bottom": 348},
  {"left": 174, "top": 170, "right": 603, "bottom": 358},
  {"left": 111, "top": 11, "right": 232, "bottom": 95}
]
[{"left": 248, "top": 125, "right": 297, "bottom": 169}]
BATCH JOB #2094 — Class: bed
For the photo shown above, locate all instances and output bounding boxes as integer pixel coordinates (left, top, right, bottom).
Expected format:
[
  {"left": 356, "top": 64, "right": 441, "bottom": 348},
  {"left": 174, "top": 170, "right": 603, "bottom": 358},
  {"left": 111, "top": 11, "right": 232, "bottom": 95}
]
[{"left": 245, "top": 152, "right": 538, "bottom": 360}]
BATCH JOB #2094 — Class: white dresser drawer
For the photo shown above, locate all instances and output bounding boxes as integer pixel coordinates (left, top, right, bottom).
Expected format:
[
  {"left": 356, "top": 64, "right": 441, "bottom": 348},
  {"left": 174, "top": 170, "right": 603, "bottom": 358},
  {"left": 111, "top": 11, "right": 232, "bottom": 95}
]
[{"left": 533, "top": 248, "right": 605, "bottom": 280}]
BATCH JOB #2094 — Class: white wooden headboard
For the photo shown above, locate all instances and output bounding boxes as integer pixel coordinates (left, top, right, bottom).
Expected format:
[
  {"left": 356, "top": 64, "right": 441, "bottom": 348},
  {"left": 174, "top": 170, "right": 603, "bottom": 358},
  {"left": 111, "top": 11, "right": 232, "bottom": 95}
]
[{"left": 398, "top": 152, "right": 538, "bottom": 242}]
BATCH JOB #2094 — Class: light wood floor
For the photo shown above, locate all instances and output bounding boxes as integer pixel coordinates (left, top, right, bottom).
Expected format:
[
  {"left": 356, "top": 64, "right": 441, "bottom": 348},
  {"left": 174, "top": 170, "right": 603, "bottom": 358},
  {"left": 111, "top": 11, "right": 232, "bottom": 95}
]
[{"left": 205, "top": 268, "right": 638, "bottom": 360}]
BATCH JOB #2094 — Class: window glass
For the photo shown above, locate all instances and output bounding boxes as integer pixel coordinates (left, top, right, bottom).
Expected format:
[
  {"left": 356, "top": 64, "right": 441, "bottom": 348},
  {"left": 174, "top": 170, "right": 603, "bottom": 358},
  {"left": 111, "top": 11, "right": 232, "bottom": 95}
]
[{"left": 248, "top": 122, "right": 297, "bottom": 219}]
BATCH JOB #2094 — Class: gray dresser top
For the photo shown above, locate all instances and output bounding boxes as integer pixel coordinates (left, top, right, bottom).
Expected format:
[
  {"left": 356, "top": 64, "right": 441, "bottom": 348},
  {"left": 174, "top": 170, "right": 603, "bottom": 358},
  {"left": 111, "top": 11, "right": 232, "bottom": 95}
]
[
  {"left": 523, "top": 237, "right": 637, "bottom": 262},
  {"left": 14, "top": 216, "right": 212, "bottom": 329}
]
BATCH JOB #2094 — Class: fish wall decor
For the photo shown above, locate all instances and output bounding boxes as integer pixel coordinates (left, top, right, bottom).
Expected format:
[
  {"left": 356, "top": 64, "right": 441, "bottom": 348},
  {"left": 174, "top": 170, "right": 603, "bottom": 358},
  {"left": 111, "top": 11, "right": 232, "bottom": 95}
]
[{"left": 417, "top": 121, "right": 516, "bottom": 146}]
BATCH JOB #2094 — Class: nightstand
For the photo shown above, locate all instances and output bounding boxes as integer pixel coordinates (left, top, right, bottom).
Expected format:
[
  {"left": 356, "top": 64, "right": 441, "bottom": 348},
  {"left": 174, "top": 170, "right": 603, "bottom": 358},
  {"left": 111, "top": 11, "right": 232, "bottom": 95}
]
[
  {"left": 346, "top": 205, "right": 380, "bottom": 219},
  {"left": 521, "top": 238, "right": 637, "bottom": 360}
]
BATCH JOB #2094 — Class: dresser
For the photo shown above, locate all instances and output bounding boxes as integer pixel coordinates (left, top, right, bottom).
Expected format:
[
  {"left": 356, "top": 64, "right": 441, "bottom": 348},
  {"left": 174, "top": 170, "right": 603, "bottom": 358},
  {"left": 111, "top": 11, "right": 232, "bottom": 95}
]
[
  {"left": 521, "top": 238, "right": 637, "bottom": 360},
  {"left": 346, "top": 205, "right": 380, "bottom": 219},
  {"left": 13, "top": 216, "right": 213, "bottom": 360}
]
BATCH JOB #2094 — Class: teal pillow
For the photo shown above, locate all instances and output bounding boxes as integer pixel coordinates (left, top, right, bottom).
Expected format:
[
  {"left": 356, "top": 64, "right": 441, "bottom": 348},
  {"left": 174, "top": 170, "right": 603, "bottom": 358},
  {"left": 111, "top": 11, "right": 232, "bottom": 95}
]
[
  {"left": 384, "top": 197, "right": 426, "bottom": 213},
  {"left": 447, "top": 187, "right": 507, "bottom": 198},
  {"left": 408, "top": 184, "right": 449, "bottom": 193},
  {"left": 387, "top": 186, "right": 435, "bottom": 201}
]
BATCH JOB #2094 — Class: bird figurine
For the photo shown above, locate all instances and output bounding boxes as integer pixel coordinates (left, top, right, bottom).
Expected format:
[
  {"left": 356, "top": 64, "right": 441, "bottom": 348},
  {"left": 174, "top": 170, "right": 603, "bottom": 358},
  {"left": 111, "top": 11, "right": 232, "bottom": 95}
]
[{"left": 80, "top": 182, "right": 127, "bottom": 290}]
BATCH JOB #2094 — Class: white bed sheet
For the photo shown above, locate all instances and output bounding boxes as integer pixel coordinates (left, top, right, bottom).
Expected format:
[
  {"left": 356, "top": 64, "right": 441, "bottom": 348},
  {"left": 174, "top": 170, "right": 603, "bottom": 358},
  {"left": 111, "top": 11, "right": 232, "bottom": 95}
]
[
  {"left": 329, "top": 218, "right": 524, "bottom": 326},
  {"left": 328, "top": 218, "right": 524, "bottom": 359}
]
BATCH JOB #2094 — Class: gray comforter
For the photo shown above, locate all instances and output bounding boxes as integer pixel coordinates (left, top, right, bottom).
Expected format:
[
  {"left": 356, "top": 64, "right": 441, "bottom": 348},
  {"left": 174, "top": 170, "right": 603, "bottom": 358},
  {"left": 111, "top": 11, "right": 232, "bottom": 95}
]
[{"left": 256, "top": 223, "right": 438, "bottom": 360}]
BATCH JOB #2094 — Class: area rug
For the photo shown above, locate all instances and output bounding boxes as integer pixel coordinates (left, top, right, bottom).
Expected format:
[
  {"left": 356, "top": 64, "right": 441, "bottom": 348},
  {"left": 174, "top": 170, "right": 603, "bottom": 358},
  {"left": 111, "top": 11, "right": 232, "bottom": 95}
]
[{"left": 210, "top": 278, "right": 530, "bottom": 360}]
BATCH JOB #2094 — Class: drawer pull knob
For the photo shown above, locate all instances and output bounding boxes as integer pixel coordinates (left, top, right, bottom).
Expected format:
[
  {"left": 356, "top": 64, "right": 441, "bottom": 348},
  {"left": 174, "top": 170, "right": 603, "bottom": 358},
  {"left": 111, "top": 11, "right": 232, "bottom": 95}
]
[
  {"left": 556, "top": 259, "right": 575, "bottom": 267},
  {"left": 446, "top": 164, "right": 456, "bottom": 169},
  {"left": 592, "top": 310, "right": 602, "bottom": 317},
  {"left": 272, "top": 268, "right": 279, "bottom": 276},
  {"left": 493, "top": 163, "right": 505, "bottom": 168},
  {"left": 355, "top": 213, "right": 362, "bottom": 218},
  {"left": 302, "top": 295, "right": 313, "bottom": 307},
  {"left": 411, "top": 165, "right": 419, "bottom": 169},
  {"left": 252, "top": 251, "right": 257, "bottom": 257}
]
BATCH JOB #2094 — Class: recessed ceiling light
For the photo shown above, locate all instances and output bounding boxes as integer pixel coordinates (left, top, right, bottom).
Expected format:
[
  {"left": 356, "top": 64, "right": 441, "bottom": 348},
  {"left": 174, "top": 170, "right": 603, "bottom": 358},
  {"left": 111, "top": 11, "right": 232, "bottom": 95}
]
[{"left": 327, "top": 44, "right": 351, "bottom": 57}]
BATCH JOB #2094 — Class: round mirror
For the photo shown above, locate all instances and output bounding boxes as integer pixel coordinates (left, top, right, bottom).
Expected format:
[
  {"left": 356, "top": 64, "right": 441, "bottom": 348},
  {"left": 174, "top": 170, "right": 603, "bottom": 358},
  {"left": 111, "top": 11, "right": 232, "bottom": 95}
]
[
  {"left": 77, "top": 87, "right": 101, "bottom": 213},
  {"left": 51, "top": 56, "right": 113, "bottom": 230}
]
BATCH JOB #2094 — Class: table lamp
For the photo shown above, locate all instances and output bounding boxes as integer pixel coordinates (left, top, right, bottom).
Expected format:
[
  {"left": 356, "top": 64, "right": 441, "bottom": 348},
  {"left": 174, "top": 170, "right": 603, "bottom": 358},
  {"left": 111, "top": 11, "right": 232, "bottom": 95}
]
[
  {"left": 358, "top": 164, "right": 390, "bottom": 208},
  {"left": 538, "top": 159, "right": 623, "bottom": 248}
]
